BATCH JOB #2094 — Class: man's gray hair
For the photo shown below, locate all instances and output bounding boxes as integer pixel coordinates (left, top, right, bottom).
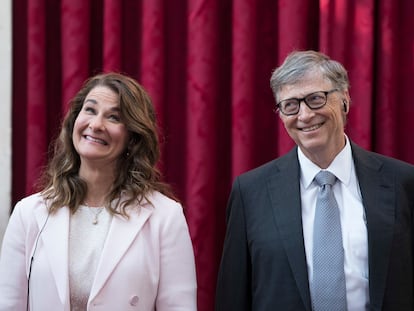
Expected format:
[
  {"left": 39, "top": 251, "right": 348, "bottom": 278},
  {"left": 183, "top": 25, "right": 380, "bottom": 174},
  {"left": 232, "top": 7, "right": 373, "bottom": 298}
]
[{"left": 270, "top": 50, "right": 349, "bottom": 102}]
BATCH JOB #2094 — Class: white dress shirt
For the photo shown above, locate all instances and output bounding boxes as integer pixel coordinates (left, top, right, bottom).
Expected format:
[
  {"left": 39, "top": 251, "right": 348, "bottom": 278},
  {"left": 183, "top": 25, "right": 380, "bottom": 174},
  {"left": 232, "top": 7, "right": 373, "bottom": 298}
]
[{"left": 299, "top": 136, "right": 369, "bottom": 310}]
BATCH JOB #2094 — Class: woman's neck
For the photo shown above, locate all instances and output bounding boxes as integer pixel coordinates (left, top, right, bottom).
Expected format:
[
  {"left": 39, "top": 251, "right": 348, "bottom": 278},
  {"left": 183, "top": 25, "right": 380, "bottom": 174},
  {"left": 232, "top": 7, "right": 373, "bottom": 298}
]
[{"left": 79, "top": 166, "right": 116, "bottom": 206}]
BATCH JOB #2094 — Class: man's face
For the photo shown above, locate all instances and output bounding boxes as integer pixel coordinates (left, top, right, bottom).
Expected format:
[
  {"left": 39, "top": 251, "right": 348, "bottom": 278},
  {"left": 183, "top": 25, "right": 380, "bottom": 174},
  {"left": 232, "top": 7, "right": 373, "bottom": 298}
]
[{"left": 277, "top": 71, "right": 349, "bottom": 166}]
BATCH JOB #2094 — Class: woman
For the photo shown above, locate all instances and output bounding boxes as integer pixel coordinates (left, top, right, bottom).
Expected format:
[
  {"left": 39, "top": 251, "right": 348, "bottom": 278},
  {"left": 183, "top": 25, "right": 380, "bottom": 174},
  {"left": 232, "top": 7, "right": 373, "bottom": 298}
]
[{"left": 0, "top": 73, "right": 197, "bottom": 310}]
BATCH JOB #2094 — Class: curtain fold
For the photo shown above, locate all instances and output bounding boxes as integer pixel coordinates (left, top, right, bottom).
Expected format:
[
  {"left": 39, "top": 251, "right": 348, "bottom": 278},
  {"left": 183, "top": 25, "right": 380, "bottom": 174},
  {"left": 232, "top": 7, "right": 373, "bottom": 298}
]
[
  {"left": 186, "top": 2, "right": 228, "bottom": 309},
  {"left": 27, "top": 0, "right": 47, "bottom": 193},
  {"left": 12, "top": 0, "right": 414, "bottom": 310},
  {"left": 231, "top": 1, "right": 257, "bottom": 176},
  {"left": 322, "top": 0, "right": 376, "bottom": 149},
  {"left": 103, "top": 0, "right": 122, "bottom": 71},
  {"left": 61, "top": 0, "right": 90, "bottom": 109}
]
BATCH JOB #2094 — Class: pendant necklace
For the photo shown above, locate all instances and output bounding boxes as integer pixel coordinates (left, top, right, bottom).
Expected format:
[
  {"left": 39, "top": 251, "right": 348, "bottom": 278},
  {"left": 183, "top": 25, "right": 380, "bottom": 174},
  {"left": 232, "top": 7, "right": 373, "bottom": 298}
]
[{"left": 85, "top": 203, "right": 105, "bottom": 225}]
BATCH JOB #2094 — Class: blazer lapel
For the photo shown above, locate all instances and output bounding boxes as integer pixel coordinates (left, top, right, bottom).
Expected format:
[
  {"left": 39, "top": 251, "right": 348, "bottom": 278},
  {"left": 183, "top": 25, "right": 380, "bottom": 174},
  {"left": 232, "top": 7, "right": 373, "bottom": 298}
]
[
  {"left": 267, "top": 148, "right": 312, "bottom": 311},
  {"left": 34, "top": 205, "right": 70, "bottom": 307},
  {"left": 89, "top": 203, "right": 153, "bottom": 300},
  {"left": 352, "top": 143, "right": 395, "bottom": 310}
]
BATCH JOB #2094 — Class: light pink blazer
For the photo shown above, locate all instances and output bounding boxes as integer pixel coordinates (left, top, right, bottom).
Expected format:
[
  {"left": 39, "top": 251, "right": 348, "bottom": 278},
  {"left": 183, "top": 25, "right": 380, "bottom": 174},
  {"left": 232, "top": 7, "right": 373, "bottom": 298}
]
[{"left": 0, "top": 192, "right": 197, "bottom": 310}]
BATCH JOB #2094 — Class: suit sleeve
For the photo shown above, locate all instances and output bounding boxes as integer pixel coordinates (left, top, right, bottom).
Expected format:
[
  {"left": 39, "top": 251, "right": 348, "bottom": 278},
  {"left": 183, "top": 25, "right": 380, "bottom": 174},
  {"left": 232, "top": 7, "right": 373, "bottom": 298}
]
[
  {"left": 215, "top": 177, "right": 251, "bottom": 311},
  {"left": 0, "top": 202, "right": 29, "bottom": 311},
  {"left": 155, "top": 201, "right": 198, "bottom": 311}
]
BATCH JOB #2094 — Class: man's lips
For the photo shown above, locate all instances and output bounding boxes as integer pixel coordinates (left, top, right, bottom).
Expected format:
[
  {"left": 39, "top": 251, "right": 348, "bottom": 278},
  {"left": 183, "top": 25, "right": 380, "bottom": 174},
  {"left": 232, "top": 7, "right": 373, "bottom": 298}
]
[
  {"left": 84, "top": 135, "right": 108, "bottom": 145},
  {"left": 299, "top": 122, "right": 323, "bottom": 132}
]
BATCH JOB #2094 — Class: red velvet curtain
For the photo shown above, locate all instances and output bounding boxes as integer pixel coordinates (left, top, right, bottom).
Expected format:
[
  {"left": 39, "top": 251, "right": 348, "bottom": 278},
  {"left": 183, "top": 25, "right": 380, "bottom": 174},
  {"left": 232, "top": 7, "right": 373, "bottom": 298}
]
[{"left": 12, "top": 0, "right": 414, "bottom": 310}]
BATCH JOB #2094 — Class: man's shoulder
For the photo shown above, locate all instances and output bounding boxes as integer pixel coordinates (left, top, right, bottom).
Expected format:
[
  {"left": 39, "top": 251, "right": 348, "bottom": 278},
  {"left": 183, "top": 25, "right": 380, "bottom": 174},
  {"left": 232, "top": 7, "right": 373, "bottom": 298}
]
[
  {"left": 351, "top": 142, "right": 414, "bottom": 172},
  {"left": 237, "top": 148, "right": 298, "bottom": 182}
]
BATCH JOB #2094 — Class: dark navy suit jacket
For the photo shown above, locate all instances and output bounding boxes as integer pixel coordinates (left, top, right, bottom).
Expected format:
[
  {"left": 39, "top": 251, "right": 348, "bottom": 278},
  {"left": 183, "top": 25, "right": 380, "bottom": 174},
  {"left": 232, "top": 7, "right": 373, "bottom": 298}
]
[{"left": 216, "top": 142, "right": 414, "bottom": 310}]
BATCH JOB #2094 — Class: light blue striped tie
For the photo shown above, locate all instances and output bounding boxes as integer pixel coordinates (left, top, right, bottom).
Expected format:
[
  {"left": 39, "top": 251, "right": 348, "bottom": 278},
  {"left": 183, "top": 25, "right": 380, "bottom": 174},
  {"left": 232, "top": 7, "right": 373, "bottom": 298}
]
[{"left": 311, "top": 170, "right": 347, "bottom": 311}]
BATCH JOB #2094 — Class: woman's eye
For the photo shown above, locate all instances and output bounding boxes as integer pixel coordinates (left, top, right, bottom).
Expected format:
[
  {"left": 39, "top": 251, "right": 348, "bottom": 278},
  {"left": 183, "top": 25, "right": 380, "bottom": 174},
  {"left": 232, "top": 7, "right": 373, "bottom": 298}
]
[
  {"left": 109, "top": 114, "right": 121, "bottom": 122},
  {"left": 84, "top": 106, "right": 95, "bottom": 113}
]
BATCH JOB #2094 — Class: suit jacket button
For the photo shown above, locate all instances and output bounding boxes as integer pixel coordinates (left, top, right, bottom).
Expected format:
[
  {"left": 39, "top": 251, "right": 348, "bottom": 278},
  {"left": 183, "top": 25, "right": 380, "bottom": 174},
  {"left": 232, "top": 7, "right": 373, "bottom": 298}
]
[{"left": 130, "top": 295, "right": 139, "bottom": 306}]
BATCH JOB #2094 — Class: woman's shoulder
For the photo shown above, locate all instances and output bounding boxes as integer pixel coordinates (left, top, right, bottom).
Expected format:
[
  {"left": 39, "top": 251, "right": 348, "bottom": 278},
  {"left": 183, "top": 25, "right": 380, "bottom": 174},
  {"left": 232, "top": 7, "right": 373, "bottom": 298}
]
[
  {"left": 121, "top": 190, "right": 182, "bottom": 213},
  {"left": 14, "top": 192, "right": 45, "bottom": 210},
  {"left": 10, "top": 192, "right": 48, "bottom": 227},
  {"left": 137, "top": 191, "right": 184, "bottom": 219},
  {"left": 147, "top": 191, "right": 180, "bottom": 206}
]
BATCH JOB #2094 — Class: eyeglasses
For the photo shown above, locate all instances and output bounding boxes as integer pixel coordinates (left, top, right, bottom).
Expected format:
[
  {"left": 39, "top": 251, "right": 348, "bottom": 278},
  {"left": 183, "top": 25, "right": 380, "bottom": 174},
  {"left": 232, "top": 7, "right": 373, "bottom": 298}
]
[{"left": 276, "top": 89, "right": 339, "bottom": 116}]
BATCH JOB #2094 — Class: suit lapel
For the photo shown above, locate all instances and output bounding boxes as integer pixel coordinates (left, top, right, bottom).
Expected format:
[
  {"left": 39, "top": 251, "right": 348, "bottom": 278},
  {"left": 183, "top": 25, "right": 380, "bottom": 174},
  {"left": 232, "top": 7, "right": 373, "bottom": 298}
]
[
  {"left": 267, "top": 148, "right": 312, "bottom": 311},
  {"left": 265, "top": 143, "right": 395, "bottom": 310},
  {"left": 352, "top": 143, "right": 394, "bottom": 310},
  {"left": 89, "top": 202, "right": 153, "bottom": 300},
  {"left": 34, "top": 205, "right": 70, "bottom": 307}
]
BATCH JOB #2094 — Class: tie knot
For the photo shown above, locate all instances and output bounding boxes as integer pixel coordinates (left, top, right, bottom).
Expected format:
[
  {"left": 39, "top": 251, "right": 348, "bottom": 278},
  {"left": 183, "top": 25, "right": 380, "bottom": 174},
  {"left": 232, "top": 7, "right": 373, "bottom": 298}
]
[{"left": 314, "top": 170, "right": 336, "bottom": 187}]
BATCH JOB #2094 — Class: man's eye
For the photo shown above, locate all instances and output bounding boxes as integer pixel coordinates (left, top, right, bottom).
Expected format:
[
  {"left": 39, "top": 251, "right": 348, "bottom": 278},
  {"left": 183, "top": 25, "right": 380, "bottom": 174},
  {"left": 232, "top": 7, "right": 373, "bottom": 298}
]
[
  {"left": 283, "top": 101, "right": 298, "bottom": 109},
  {"left": 307, "top": 94, "right": 325, "bottom": 103}
]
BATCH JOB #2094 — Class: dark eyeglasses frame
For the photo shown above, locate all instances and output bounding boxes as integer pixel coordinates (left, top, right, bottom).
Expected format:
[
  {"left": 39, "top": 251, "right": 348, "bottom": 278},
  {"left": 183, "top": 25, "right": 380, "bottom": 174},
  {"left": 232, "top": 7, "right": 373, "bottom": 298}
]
[{"left": 276, "top": 89, "right": 339, "bottom": 116}]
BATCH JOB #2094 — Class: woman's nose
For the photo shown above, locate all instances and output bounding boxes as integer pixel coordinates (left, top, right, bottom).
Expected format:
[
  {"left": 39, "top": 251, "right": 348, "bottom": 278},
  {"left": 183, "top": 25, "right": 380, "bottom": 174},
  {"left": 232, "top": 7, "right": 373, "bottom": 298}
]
[{"left": 88, "top": 116, "right": 105, "bottom": 131}]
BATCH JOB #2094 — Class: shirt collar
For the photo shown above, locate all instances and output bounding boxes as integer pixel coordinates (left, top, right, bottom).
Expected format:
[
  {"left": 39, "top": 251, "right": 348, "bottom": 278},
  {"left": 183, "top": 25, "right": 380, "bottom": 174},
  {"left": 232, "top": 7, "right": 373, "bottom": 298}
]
[{"left": 298, "top": 135, "right": 353, "bottom": 189}]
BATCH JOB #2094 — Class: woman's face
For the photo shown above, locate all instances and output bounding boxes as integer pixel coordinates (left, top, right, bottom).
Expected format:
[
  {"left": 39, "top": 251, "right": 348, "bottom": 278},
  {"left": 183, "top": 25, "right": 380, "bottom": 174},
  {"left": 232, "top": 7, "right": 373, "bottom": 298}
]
[{"left": 72, "top": 85, "right": 129, "bottom": 169}]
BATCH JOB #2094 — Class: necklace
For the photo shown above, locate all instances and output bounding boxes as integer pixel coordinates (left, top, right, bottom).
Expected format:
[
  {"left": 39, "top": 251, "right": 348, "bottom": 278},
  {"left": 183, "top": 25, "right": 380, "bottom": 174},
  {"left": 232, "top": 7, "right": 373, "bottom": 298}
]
[{"left": 85, "top": 204, "right": 105, "bottom": 225}]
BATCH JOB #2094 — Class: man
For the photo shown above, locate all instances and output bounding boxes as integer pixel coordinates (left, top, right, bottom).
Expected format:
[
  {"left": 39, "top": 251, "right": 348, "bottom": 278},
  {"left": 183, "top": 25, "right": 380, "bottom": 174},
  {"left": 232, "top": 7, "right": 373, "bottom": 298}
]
[{"left": 215, "top": 50, "right": 414, "bottom": 310}]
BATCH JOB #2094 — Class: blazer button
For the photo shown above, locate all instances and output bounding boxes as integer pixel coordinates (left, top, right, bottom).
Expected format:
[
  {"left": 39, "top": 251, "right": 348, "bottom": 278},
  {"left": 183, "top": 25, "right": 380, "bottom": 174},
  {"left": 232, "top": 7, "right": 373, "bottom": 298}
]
[{"left": 129, "top": 295, "right": 139, "bottom": 306}]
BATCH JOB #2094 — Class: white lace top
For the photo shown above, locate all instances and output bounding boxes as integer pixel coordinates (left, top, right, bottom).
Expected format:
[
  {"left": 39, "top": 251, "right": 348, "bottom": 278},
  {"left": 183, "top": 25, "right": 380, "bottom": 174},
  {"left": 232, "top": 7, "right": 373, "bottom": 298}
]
[{"left": 69, "top": 205, "right": 112, "bottom": 311}]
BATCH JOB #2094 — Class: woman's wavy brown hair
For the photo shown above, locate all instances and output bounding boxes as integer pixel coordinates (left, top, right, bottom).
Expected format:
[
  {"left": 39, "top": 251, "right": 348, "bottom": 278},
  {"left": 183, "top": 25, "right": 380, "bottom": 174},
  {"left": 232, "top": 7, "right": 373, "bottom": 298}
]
[{"left": 39, "top": 72, "right": 175, "bottom": 216}]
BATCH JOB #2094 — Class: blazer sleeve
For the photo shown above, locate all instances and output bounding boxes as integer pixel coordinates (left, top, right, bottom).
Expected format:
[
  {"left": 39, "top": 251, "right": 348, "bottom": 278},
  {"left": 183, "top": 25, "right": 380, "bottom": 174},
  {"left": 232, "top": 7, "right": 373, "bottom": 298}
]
[
  {"left": 215, "top": 177, "right": 251, "bottom": 311},
  {"left": 0, "top": 202, "right": 30, "bottom": 311},
  {"left": 155, "top": 201, "right": 198, "bottom": 311}
]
